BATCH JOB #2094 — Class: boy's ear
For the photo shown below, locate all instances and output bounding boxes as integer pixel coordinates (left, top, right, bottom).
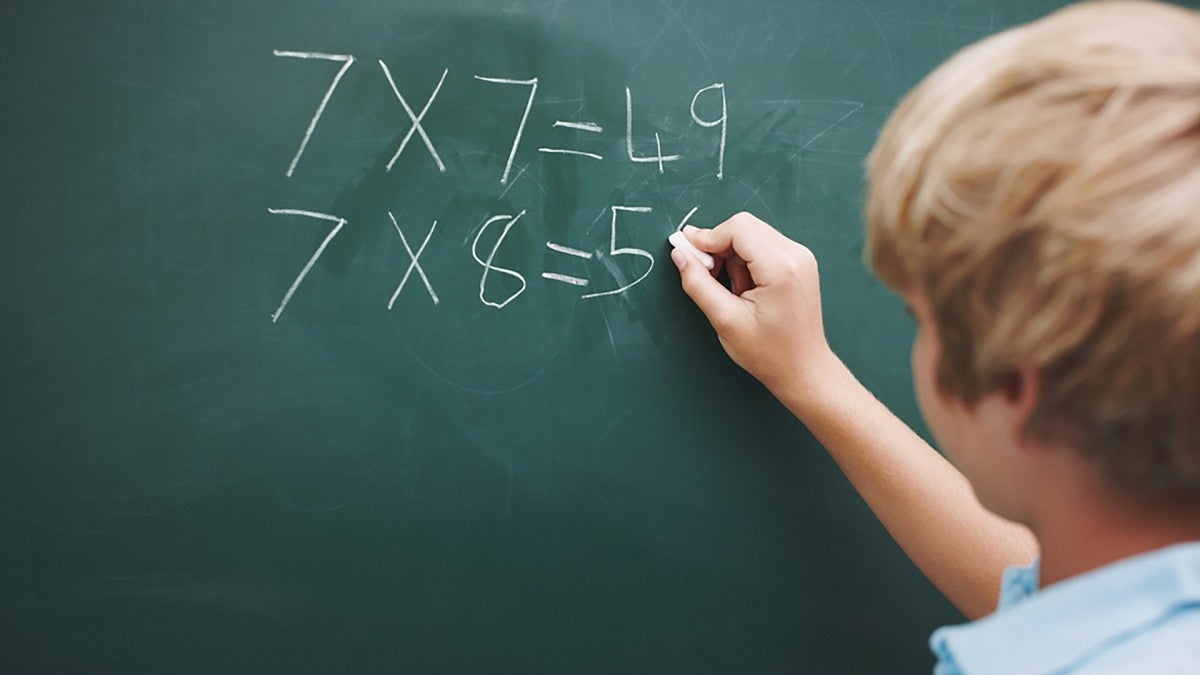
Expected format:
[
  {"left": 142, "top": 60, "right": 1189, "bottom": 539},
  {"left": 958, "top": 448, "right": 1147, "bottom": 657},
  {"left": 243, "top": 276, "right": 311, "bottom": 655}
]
[{"left": 999, "top": 366, "right": 1042, "bottom": 448}]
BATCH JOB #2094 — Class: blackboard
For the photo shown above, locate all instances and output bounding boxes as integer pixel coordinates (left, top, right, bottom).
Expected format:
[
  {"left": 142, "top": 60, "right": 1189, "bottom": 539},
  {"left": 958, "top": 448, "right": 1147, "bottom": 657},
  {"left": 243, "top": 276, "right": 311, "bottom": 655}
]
[{"left": 0, "top": 1, "right": 1125, "bottom": 672}]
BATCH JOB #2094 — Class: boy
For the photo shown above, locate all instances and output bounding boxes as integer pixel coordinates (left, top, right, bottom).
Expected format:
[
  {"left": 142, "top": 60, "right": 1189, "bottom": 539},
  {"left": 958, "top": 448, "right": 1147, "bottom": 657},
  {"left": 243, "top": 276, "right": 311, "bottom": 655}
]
[{"left": 671, "top": 1, "right": 1200, "bottom": 672}]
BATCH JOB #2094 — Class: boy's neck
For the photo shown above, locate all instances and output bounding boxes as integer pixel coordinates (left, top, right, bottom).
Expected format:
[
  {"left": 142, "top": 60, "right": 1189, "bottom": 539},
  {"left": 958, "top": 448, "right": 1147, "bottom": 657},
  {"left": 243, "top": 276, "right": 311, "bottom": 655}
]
[{"left": 1033, "top": 484, "right": 1200, "bottom": 588}]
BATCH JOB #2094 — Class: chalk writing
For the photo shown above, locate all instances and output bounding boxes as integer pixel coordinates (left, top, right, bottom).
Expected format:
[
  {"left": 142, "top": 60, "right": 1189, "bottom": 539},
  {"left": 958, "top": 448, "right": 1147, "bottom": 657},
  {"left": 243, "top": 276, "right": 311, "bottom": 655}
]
[
  {"left": 539, "top": 117, "right": 606, "bottom": 160},
  {"left": 542, "top": 273, "right": 590, "bottom": 287},
  {"left": 674, "top": 206, "right": 701, "bottom": 233},
  {"left": 552, "top": 121, "right": 604, "bottom": 133},
  {"left": 474, "top": 76, "right": 539, "bottom": 185},
  {"left": 581, "top": 206, "right": 655, "bottom": 299},
  {"left": 264, "top": 50, "right": 862, "bottom": 319},
  {"left": 546, "top": 242, "right": 593, "bottom": 259},
  {"left": 625, "top": 86, "right": 681, "bottom": 173},
  {"left": 543, "top": 242, "right": 594, "bottom": 288},
  {"left": 380, "top": 62, "right": 449, "bottom": 173},
  {"left": 272, "top": 51, "right": 355, "bottom": 178},
  {"left": 387, "top": 212, "right": 439, "bottom": 308},
  {"left": 265, "top": 208, "right": 348, "bottom": 322},
  {"left": 537, "top": 147, "right": 604, "bottom": 161},
  {"left": 270, "top": 51, "right": 735, "bottom": 183},
  {"left": 690, "top": 83, "right": 727, "bottom": 180},
  {"left": 472, "top": 210, "right": 528, "bottom": 309}
]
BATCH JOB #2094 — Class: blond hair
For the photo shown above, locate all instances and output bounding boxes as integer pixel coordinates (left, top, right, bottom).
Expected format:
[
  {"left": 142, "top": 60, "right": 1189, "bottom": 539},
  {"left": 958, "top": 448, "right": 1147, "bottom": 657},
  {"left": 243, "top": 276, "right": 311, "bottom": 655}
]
[{"left": 866, "top": 1, "right": 1200, "bottom": 497}]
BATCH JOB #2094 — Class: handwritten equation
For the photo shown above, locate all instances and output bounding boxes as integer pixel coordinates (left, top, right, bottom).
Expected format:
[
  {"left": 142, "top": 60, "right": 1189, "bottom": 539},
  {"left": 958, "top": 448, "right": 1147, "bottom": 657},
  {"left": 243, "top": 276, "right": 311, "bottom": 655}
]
[{"left": 267, "top": 50, "right": 731, "bottom": 322}]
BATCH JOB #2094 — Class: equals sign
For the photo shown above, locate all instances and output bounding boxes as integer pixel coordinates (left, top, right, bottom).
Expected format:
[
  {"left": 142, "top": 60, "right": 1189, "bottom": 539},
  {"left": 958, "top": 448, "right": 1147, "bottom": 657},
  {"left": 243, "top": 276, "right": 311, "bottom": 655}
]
[{"left": 542, "top": 242, "right": 592, "bottom": 287}]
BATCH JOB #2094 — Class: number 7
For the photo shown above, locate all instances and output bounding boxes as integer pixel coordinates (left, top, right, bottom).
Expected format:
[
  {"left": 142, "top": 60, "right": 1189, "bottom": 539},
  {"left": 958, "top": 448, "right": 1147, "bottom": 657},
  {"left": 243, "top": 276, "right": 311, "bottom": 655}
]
[
  {"left": 273, "top": 51, "right": 356, "bottom": 178},
  {"left": 265, "top": 208, "right": 347, "bottom": 322},
  {"left": 473, "top": 75, "right": 538, "bottom": 185}
]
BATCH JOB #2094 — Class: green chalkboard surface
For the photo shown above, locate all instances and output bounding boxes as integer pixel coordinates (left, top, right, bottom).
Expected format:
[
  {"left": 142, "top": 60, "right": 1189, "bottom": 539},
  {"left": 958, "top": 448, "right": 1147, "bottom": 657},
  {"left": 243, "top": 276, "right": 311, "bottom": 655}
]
[{"left": 1, "top": 1, "right": 1138, "bottom": 672}]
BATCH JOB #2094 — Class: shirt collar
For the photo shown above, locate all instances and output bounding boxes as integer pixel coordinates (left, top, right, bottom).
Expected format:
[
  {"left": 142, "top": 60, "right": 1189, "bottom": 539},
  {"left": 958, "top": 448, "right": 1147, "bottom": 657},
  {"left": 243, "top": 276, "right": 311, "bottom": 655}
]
[{"left": 931, "top": 542, "right": 1200, "bottom": 675}]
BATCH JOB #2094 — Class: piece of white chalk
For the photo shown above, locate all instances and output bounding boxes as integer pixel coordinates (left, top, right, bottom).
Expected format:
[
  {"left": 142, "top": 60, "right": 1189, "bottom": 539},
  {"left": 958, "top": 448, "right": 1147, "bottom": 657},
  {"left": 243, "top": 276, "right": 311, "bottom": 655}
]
[{"left": 668, "top": 231, "right": 715, "bottom": 270}]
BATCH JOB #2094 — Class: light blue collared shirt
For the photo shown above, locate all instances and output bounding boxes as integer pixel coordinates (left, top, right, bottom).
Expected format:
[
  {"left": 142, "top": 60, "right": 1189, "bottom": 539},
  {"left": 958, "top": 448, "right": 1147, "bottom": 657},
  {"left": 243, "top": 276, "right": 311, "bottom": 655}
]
[{"left": 930, "top": 542, "right": 1200, "bottom": 674}]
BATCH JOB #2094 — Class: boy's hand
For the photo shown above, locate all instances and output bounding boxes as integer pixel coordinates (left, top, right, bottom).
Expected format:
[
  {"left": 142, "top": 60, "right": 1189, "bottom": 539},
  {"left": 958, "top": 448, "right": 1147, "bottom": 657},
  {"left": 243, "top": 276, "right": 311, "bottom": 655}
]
[{"left": 672, "top": 212, "right": 836, "bottom": 402}]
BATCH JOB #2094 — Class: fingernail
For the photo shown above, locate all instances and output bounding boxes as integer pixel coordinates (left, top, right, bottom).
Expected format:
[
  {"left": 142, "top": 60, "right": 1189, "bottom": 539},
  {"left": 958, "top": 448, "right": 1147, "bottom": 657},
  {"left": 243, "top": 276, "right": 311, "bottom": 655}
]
[
  {"left": 682, "top": 225, "right": 699, "bottom": 234},
  {"left": 670, "top": 248, "right": 687, "bottom": 270}
]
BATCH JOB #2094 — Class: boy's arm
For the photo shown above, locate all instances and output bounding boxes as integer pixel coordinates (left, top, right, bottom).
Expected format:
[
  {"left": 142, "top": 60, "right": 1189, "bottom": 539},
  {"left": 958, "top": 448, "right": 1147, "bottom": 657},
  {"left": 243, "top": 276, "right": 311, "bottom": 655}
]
[
  {"left": 672, "top": 212, "right": 1037, "bottom": 620},
  {"left": 778, "top": 352, "right": 1036, "bottom": 619}
]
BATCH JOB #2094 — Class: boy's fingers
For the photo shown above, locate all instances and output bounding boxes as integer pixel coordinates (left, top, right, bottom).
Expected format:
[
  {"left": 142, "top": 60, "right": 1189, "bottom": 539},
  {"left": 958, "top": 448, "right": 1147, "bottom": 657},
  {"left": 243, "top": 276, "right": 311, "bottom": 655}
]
[
  {"left": 673, "top": 249, "right": 745, "bottom": 330},
  {"left": 725, "top": 258, "right": 753, "bottom": 296},
  {"left": 685, "top": 212, "right": 774, "bottom": 261}
]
